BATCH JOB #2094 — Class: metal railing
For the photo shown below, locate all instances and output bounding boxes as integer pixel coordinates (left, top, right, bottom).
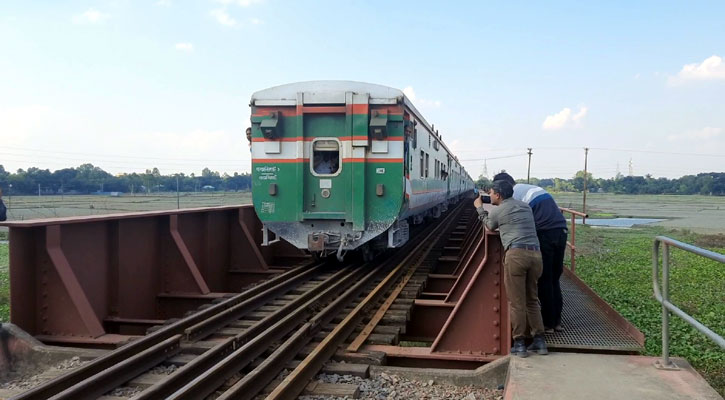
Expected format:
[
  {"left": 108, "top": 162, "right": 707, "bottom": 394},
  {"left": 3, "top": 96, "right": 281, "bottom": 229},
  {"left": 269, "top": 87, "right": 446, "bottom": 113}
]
[
  {"left": 559, "top": 207, "right": 588, "bottom": 273},
  {"left": 652, "top": 236, "right": 725, "bottom": 369}
]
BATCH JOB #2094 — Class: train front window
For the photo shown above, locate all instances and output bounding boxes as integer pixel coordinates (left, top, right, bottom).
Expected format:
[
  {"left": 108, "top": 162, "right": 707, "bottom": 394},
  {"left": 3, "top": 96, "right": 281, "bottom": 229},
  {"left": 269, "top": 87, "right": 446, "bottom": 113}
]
[{"left": 312, "top": 140, "right": 340, "bottom": 175}]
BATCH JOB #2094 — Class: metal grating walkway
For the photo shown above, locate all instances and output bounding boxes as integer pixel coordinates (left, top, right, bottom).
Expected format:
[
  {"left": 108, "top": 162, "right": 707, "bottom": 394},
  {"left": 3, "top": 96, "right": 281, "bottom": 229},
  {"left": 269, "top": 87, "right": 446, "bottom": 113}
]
[{"left": 544, "top": 272, "right": 643, "bottom": 353}]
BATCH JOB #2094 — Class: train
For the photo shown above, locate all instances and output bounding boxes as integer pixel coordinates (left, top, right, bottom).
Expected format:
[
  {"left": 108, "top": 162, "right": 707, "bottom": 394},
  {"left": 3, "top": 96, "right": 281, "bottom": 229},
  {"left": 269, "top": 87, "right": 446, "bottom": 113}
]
[{"left": 249, "top": 81, "right": 474, "bottom": 259}]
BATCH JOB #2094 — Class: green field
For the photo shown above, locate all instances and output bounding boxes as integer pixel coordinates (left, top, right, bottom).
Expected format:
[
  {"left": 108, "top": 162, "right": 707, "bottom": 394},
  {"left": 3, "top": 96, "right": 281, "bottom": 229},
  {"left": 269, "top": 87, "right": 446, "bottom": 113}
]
[{"left": 567, "top": 224, "right": 725, "bottom": 395}]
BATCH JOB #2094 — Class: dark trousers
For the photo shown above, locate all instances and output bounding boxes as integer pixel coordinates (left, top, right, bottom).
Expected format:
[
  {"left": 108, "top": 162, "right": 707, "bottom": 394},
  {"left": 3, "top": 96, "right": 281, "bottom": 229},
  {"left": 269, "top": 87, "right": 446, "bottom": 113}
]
[{"left": 537, "top": 228, "right": 567, "bottom": 328}]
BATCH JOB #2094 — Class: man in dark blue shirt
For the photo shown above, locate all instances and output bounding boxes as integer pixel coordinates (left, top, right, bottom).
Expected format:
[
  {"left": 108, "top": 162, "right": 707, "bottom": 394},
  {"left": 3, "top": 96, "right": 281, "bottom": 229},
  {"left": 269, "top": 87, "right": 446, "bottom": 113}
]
[{"left": 494, "top": 172, "right": 567, "bottom": 332}]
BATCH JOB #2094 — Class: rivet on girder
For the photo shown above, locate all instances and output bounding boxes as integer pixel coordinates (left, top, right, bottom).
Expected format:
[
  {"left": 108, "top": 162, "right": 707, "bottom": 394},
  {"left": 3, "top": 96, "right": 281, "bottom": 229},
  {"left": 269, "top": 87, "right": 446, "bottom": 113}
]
[
  {"left": 493, "top": 306, "right": 499, "bottom": 312},
  {"left": 493, "top": 293, "right": 499, "bottom": 299},
  {"left": 493, "top": 320, "right": 499, "bottom": 326},
  {"left": 493, "top": 334, "right": 499, "bottom": 339},
  {"left": 493, "top": 347, "right": 499, "bottom": 353}
]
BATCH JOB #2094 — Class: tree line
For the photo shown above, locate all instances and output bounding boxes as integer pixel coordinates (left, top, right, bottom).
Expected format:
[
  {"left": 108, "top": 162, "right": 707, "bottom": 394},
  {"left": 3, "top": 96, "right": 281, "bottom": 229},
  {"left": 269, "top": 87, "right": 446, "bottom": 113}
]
[
  {"left": 0, "top": 164, "right": 251, "bottom": 195},
  {"left": 1, "top": 164, "right": 723, "bottom": 196},
  {"left": 478, "top": 171, "right": 725, "bottom": 195}
]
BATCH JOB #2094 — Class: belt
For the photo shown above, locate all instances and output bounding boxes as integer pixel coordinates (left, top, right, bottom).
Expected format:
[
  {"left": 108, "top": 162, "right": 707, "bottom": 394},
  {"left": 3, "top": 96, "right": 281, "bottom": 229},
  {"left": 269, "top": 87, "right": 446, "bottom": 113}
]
[{"left": 508, "top": 243, "right": 540, "bottom": 251}]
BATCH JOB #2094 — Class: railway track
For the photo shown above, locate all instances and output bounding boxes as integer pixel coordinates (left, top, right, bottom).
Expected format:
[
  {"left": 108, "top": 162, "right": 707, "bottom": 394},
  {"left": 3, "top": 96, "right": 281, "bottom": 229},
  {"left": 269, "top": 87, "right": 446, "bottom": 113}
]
[{"left": 8, "top": 202, "right": 469, "bottom": 400}]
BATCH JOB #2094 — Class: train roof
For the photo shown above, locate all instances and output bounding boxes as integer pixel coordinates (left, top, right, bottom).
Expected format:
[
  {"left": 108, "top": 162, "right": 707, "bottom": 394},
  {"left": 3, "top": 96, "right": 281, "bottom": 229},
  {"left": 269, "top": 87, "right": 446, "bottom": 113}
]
[
  {"left": 252, "top": 80, "right": 432, "bottom": 128},
  {"left": 252, "top": 80, "right": 469, "bottom": 177}
]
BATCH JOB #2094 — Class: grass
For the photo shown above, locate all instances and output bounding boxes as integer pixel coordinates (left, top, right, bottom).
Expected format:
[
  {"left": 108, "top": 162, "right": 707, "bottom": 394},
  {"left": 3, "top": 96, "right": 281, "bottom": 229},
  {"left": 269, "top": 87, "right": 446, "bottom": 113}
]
[
  {"left": 570, "top": 224, "right": 725, "bottom": 395},
  {"left": 0, "top": 243, "right": 8, "bottom": 322}
]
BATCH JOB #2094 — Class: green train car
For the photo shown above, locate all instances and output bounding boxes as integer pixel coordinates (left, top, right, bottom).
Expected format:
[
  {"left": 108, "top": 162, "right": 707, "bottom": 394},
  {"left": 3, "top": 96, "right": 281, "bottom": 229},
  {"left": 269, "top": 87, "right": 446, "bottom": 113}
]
[{"left": 250, "top": 81, "right": 474, "bottom": 258}]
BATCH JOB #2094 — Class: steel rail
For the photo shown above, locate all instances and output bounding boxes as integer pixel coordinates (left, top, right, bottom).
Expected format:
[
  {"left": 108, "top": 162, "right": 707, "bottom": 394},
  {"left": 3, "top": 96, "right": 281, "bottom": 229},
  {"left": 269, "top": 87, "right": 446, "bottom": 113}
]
[
  {"left": 183, "top": 264, "right": 326, "bottom": 341},
  {"left": 132, "top": 265, "right": 359, "bottom": 399},
  {"left": 559, "top": 207, "right": 588, "bottom": 273},
  {"left": 216, "top": 259, "right": 397, "bottom": 400},
  {"left": 211, "top": 261, "right": 388, "bottom": 400},
  {"left": 151, "top": 264, "right": 368, "bottom": 400},
  {"left": 346, "top": 206, "right": 459, "bottom": 352},
  {"left": 48, "top": 335, "right": 182, "bottom": 400},
  {"left": 10, "top": 261, "right": 319, "bottom": 400},
  {"left": 267, "top": 203, "right": 465, "bottom": 400}
]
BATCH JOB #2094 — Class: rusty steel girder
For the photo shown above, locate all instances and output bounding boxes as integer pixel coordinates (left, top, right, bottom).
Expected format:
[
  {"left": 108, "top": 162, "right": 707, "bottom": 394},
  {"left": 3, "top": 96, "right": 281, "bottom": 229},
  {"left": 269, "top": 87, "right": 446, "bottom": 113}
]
[
  {"left": 408, "top": 228, "right": 510, "bottom": 357},
  {"left": 0, "top": 205, "right": 307, "bottom": 346}
]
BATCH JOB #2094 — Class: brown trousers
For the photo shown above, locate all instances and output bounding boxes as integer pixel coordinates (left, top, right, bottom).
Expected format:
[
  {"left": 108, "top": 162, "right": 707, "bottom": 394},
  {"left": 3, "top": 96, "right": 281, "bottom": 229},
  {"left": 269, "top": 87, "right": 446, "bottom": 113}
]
[{"left": 504, "top": 248, "right": 545, "bottom": 340}]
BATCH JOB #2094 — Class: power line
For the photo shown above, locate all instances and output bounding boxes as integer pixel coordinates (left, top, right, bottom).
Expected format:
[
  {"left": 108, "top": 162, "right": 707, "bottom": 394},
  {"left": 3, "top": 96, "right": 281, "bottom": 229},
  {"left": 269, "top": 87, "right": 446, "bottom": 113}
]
[
  {"left": 589, "top": 147, "right": 725, "bottom": 158},
  {"left": 460, "top": 154, "right": 527, "bottom": 162}
]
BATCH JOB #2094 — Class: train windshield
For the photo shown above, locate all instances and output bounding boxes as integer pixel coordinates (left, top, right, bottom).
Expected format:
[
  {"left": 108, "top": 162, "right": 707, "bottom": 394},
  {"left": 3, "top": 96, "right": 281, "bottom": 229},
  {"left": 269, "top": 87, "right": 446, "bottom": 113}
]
[{"left": 312, "top": 140, "right": 340, "bottom": 175}]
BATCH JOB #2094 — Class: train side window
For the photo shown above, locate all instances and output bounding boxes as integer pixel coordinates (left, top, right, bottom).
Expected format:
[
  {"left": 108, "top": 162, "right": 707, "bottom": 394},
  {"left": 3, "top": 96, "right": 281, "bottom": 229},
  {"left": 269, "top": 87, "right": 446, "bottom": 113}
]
[
  {"left": 420, "top": 151, "right": 425, "bottom": 178},
  {"left": 312, "top": 139, "right": 340, "bottom": 176},
  {"left": 425, "top": 153, "right": 430, "bottom": 178}
]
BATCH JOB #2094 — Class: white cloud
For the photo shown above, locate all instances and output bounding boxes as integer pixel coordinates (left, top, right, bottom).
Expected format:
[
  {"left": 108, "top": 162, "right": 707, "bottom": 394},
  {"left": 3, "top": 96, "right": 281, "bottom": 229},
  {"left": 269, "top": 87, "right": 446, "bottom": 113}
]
[
  {"left": 667, "top": 127, "right": 722, "bottom": 141},
  {"left": 175, "top": 42, "right": 194, "bottom": 52},
  {"left": 403, "top": 86, "right": 442, "bottom": 108},
  {"left": 542, "top": 108, "right": 571, "bottom": 130},
  {"left": 156, "top": 0, "right": 172, "bottom": 6},
  {"left": 250, "top": 18, "right": 263, "bottom": 25},
  {"left": 571, "top": 106, "right": 588, "bottom": 122},
  {"left": 72, "top": 9, "right": 110, "bottom": 24},
  {"left": 210, "top": 8, "right": 237, "bottom": 26},
  {"left": 669, "top": 55, "right": 725, "bottom": 85},
  {"left": 542, "top": 106, "right": 588, "bottom": 131}
]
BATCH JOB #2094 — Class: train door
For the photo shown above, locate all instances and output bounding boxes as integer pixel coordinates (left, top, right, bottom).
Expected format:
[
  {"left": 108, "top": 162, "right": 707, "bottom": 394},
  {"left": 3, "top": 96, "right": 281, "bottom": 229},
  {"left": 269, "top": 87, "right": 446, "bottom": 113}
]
[
  {"left": 302, "top": 113, "right": 348, "bottom": 219},
  {"left": 300, "top": 92, "right": 366, "bottom": 231}
]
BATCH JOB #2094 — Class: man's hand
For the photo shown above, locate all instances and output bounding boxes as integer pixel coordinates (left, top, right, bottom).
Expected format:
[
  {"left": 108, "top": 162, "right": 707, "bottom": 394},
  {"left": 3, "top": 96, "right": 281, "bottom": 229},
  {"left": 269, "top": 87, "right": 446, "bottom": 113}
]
[{"left": 473, "top": 193, "right": 484, "bottom": 209}]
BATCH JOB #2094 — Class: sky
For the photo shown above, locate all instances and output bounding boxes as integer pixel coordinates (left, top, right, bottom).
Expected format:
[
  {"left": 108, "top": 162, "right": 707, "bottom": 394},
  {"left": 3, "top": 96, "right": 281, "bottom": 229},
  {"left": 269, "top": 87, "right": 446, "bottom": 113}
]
[{"left": 1, "top": 1, "right": 724, "bottom": 180}]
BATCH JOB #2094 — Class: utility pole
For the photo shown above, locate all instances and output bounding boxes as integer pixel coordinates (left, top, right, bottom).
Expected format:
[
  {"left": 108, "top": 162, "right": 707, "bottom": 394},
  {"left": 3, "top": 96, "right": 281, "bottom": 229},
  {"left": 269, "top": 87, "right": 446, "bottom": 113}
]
[
  {"left": 526, "top": 148, "right": 533, "bottom": 184},
  {"left": 583, "top": 147, "right": 589, "bottom": 224},
  {"left": 176, "top": 176, "right": 180, "bottom": 209},
  {"left": 38, "top": 184, "right": 41, "bottom": 197}
]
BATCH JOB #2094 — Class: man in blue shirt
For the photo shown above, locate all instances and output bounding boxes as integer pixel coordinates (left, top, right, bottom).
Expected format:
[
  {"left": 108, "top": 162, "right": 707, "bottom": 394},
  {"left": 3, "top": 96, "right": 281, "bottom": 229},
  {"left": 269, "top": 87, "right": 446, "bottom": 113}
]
[{"left": 494, "top": 172, "right": 567, "bottom": 332}]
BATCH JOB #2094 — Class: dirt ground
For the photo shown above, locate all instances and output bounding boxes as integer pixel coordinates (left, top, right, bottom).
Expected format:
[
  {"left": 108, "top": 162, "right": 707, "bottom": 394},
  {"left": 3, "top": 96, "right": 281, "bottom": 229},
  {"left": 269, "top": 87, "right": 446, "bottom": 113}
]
[{"left": 553, "top": 193, "right": 725, "bottom": 234}]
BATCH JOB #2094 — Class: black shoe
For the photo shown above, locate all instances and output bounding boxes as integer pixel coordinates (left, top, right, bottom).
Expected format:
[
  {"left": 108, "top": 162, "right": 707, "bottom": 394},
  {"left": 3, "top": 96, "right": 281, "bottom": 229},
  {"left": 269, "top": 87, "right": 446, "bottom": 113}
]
[
  {"left": 527, "top": 334, "right": 549, "bottom": 355},
  {"left": 511, "top": 339, "right": 529, "bottom": 358}
]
